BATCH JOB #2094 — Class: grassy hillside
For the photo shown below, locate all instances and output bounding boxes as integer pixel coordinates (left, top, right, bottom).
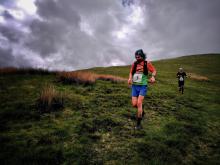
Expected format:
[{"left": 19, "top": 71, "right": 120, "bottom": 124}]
[{"left": 0, "top": 54, "right": 220, "bottom": 164}]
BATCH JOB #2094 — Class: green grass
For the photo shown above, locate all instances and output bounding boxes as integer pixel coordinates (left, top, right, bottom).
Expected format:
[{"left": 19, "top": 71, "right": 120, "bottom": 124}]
[{"left": 0, "top": 54, "right": 220, "bottom": 164}]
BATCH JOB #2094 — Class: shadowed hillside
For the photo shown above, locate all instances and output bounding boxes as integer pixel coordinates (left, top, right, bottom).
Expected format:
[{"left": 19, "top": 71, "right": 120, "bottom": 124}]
[{"left": 0, "top": 54, "right": 219, "bottom": 164}]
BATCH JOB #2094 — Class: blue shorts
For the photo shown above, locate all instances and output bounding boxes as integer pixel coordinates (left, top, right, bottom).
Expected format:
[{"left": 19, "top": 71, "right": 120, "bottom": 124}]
[{"left": 131, "top": 85, "right": 147, "bottom": 97}]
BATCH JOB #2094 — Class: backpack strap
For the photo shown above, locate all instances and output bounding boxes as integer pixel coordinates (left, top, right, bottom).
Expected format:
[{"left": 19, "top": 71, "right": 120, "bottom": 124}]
[
  {"left": 144, "top": 61, "right": 148, "bottom": 75},
  {"left": 132, "top": 61, "right": 138, "bottom": 75},
  {"left": 132, "top": 61, "right": 148, "bottom": 75}
]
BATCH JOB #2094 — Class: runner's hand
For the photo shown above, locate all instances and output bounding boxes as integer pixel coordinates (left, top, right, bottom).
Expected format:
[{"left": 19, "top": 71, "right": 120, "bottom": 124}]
[
  {"left": 149, "top": 76, "right": 155, "bottom": 83},
  {"left": 128, "top": 78, "right": 132, "bottom": 88},
  {"left": 128, "top": 78, "right": 132, "bottom": 85}
]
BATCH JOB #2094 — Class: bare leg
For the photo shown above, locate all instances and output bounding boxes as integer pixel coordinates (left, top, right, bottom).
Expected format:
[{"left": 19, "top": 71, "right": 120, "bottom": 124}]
[
  {"left": 132, "top": 97, "right": 138, "bottom": 108},
  {"left": 134, "top": 95, "right": 144, "bottom": 129},
  {"left": 137, "top": 95, "right": 144, "bottom": 118}
]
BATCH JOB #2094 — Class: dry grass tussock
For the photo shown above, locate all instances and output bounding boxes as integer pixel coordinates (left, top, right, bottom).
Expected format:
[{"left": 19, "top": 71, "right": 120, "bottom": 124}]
[
  {"left": 57, "top": 71, "right": 126, "bottom": 85},
  {"left": 0, "top": 67, "right": 18, "bottom": 74},
  {"left": 96, "top": 74, "right": 127, "bottom": 83},
  {"left": 188, "top": 73, "right": 210, "bottom": 81},
  {"left": 37, "top": 84, "right": 64, "bottom": 113},
  {"left": 57, "top": 71, "right": 96, "bottom": 85}
]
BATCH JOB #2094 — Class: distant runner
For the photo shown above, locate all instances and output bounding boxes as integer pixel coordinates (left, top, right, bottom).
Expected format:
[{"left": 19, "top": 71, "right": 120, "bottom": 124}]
[
  {"left": 128, "top": 49, "right": 156, "bottom": 130},
  {"left": 176, "top": 68, "right": 187, "bottom": 94}
]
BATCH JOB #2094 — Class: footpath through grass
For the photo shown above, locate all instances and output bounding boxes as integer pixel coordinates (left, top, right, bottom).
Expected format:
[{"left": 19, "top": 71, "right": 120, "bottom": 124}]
[{"left": 0, "top": 54, "right": 220, "bottom": 164}]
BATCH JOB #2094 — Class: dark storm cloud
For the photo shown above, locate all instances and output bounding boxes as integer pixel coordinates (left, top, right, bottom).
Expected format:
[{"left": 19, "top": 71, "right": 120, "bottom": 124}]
[
  {"left": 0, "top": 47, "right": 15, "bottom": 67},
  {"left": 26, "top": 19, "right": 68, "bottom": 56},
  {"left": 0, "top": 24, "right": 23, "bottom": 43},
  {"left": 0, "top": 46, "right": 31, "bottom": 68},
  {"left": 35, "top": 0, "right": 80, "bottom": 24},
  {"left": 141, "top": 0, "right": 220, "bottom": 58},
  {"left": 25, "top": 0, "right": 81, "bottom": 57},
  {"left": 0, "top": 0, "right": 219, "bottom": 70},
  {"left": 122, "top": 0, "right": 134, "bottom": 7},
  {"left": 0, "top": 0, "right": 14, "bottom": 7},
  {"left": 2, "top": 10, "right": 14, "bottom": 20},
  {"left": 23, "top": 0, "right": 127, "bottom": 70}
]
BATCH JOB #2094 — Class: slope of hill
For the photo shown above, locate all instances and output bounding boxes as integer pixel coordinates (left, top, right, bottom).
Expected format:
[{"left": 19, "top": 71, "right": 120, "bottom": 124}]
[{"left": 0, "top": 54, "right": 219, "bottom": 164}]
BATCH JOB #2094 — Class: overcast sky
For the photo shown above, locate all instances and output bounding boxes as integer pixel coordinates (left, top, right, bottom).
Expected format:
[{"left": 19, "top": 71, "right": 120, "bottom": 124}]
[{"left": 0, "top": 0, "right": 220, "bottom": 70}]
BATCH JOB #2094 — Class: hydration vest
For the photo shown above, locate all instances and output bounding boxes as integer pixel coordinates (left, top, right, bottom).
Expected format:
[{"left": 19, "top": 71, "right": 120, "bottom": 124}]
[{"left": 132, "top": 61, "right": 148, "bottom": 76}]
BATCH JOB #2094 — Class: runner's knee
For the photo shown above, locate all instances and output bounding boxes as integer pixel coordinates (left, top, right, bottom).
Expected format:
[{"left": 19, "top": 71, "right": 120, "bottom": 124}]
[
  {"left": 137, "top": 101, "right": 142, "bottom": 107},
  {"left": 132, "top": 103, "right": 137, "bottom": 107},
  {"left": 132, "top": 98, "right": 138, "bottom": 107}
]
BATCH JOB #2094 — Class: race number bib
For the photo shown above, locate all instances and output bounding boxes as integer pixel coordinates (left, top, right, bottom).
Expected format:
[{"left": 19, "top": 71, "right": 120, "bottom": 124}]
[
  {"left": 179, "top": 77, "right": 184, "bottom": 81},
  {"left": 133, "top": 73, "right": 143, "bottom": 83}
]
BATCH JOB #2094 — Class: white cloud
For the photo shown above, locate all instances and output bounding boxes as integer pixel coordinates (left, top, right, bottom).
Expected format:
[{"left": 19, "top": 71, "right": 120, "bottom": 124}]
[
  {"left": 0, "top": 16, "right": 5, "bottom": 24},
  {"left": 112, "top": 4, "right": 145, "bottom": 41},
  {"left": 113, "top": 26, "right": 133, "bottom": 39},
  {"left": 79, "top": 19, "right": 94, "bottom": 36},
  {"left": 8, "top": 9, "right": 25, "bottom": 20},
  {"left": 110, "top": 59, "right": 126, "bottom": 66},
  {"left": 16, "top": 0, "right": 37, "bottom": 15},
  {"left": 127, "top": 5, "right": 145, "bottom": 25}
]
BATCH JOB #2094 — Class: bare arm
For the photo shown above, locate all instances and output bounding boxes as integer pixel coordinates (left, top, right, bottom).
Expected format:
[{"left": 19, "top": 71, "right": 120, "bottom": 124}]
[
  {"left": 128, "top": 64, "right": 134, "bottom": 85},
  {"left": 147, "top": 62, "right": 156, "bottom": 83}
]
